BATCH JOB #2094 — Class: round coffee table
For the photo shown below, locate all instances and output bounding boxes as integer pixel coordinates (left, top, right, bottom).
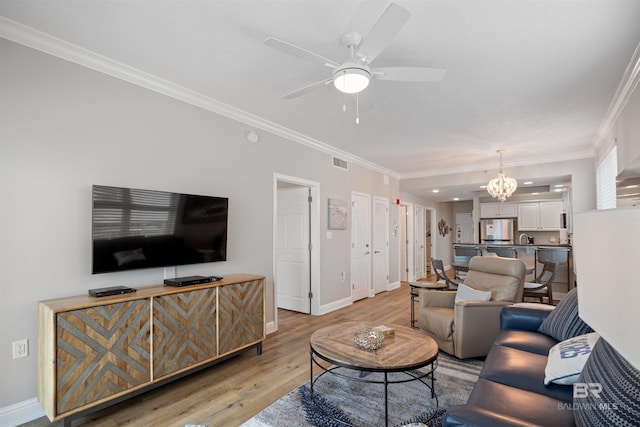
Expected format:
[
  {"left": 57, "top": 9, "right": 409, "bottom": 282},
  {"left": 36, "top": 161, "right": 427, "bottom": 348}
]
[{"left": 309, "top": 321, "right": 439, "bottom": 427}]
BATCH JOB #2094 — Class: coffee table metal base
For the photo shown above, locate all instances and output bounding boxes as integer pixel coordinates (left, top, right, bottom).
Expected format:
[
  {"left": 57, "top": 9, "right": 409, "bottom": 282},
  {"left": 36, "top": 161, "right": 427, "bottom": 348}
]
[
  {"left": 309, "top": 347, "right": 438, "bottom": 427},
  {"left": 309, "top": 322, "right": 439, "bottom": 426}
]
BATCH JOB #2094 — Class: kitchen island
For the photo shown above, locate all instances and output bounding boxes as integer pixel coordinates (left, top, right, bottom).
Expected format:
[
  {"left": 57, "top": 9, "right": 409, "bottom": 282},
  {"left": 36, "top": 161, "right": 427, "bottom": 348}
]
[{"left": 453, "top": 244, "right": 573, "bottom": 297}]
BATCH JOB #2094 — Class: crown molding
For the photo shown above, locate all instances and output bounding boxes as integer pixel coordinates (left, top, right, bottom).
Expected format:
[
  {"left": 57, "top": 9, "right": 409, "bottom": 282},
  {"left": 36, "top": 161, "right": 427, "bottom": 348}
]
[
  {"left": 593, "top": 39, "right": 640, "bottom": 151},
  {"left": 398, "top": 149, "right": 595, "bottom": 181},
  {"left": 0, "top": 17, "right": 400, "bottom": 180}
]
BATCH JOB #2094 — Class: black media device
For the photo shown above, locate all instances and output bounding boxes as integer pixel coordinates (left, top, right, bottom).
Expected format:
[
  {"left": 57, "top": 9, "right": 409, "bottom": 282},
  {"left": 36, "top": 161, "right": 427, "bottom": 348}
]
[
  {"left": 164, "top": 275, "right": 223, "bottom": 287},
  {"left": 89, "top": 286, "right": 136, "bottom": 297},
  {"left": 91, "top": 185, "right": 228, "bottom": 274}
]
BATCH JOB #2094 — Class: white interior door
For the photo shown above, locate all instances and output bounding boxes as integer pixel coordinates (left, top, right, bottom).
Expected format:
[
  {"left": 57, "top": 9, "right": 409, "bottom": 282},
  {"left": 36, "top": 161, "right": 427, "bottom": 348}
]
[
  {"left": 351, "top": 192, "right": 371, "bottom": 301},
  {"left": 414, "top": 205, "right": 425, "bottom": 280},
  {"left": 276, "top": 186, "right": 310, "bottom": 313},
  {"left": 372, "top": 197, "right": 389, "bottom": 294}
]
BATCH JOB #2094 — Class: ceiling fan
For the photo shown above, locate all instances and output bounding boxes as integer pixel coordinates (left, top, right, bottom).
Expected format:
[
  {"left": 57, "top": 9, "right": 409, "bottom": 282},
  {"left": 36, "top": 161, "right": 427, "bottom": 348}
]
[{"left": 264, "top": 2, "right": 446, "bottom": 100}]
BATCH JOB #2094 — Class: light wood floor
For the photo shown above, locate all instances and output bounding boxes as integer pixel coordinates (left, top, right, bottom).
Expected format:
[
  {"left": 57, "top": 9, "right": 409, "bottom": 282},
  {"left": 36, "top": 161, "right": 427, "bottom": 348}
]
[{"left": 22, "top": 278, "right": 436, "bottom": 427}]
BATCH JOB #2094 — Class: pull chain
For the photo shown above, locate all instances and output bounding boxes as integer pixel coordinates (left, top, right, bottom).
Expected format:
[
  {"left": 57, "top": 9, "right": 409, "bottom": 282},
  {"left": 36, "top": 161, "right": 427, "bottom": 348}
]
[
  {"left": 356, "top": 93, "right": 360, "bottom": 124},
  {"left": 343, "top": 91, "right": 346, "bottom": 112}
]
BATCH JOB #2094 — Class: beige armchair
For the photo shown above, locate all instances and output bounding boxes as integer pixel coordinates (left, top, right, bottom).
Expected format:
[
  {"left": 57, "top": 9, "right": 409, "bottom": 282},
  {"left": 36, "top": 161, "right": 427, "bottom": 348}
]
[{"left": 418, "top": 256, "right": 526, "bottom": 359}]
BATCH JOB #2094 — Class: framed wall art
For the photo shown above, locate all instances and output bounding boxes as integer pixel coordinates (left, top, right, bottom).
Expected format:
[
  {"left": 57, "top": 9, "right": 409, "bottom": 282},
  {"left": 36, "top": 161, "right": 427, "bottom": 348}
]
[{"left": 328, "top": 198, "right": 348, "bottom": 230}]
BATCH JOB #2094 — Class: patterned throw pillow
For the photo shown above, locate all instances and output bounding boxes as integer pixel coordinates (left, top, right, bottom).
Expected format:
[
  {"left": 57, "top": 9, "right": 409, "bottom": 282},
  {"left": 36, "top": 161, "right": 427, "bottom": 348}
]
[
  {"left": 538, "top": 288, "right": 593, "bottom": 341},
  {"left": 544, "top": 332, "right": 600, "bottom": 385},
  {"left": 574, "top": 339, "right": 640, "bottom": 427}
]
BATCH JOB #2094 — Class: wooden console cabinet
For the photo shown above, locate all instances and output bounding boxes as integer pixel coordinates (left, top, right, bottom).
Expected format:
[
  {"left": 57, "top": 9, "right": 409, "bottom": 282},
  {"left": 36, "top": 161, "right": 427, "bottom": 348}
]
[{"left": 38, "top": 274, "right": 265, "bottom": 423}]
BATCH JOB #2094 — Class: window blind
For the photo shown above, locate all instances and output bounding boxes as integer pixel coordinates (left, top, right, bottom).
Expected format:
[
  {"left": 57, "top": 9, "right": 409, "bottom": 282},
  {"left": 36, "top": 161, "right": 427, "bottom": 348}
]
[{"left": 596, "top": 146, "right": 617, "bottom": 210}]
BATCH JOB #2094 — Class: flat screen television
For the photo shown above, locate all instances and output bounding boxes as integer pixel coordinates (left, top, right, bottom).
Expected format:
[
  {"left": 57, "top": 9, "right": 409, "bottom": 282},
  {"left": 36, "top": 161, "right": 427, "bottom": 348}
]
[{"left": 92, "top": 185, "right": 228, "bottom": 274}]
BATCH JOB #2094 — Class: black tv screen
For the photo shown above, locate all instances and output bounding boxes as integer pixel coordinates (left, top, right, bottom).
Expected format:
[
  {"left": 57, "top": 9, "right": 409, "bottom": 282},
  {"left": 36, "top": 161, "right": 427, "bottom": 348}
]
[{"left": 92, "top": 185, "right": 228, "bottom": 274}]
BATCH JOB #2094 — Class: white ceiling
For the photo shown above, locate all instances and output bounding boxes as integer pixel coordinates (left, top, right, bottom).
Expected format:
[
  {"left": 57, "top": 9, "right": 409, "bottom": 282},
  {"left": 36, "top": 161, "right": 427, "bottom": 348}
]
[{"left": 2, "top": 1, "right": 639, "bottom": 201}]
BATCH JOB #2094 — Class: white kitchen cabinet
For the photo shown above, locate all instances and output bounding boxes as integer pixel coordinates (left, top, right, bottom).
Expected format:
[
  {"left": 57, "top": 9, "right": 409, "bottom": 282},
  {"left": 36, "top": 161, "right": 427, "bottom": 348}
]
[
  {"left": 518, "top": 201, "right": 562, "bottom": 230},
  {"left": 480, "top": 202, "right": 518, "bottom": 218}
]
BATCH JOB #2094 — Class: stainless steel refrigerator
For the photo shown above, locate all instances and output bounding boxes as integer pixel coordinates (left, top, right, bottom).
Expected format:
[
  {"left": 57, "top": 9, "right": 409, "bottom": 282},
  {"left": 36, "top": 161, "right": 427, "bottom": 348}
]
[{"left": 480, "top": 218, "right": 515, "bottom": 245}]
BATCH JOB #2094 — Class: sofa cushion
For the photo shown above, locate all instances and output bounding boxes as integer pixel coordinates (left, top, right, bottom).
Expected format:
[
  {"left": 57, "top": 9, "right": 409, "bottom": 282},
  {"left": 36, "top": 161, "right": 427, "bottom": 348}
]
[
  {"left": 455, "top": 283, "right": 491, "bottom": 303},
  {"left": 574, "top": 339, "right": 640, "bottom": 427},
  {"left": 500, "top": 304, "right": 555, "bottom": 332},
  {"left": 456, "top": 379, "right": 576, "bottom": 426},
  {"left": 494, "top": 329, "right": 559, "bottom": 356},
  {"left": 538, "top": 288, "right": 593, "bottom": 341},
  {"left": 480, "top": 345, "right": 573, "bottom": 402},
  {"left": 544, "top": 332, "right": 600, "bottom": 385},
  {"left": 444, "top": 405, "right": 549, "bottom": 427}
]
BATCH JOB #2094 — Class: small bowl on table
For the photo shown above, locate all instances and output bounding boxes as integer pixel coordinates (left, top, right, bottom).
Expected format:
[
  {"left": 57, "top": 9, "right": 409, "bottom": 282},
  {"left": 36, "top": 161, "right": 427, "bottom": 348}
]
[{"left": 354, "top": 330, "right": 384, "bottom": 351}]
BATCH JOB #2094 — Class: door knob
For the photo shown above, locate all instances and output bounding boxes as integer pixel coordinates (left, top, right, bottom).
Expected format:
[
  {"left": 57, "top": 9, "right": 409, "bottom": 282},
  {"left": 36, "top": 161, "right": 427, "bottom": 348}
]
[
  {"left": 374, "top": 250, "right": 381, "bottom": 254},
  {"left": 365, "top": 251, "right": 370, "bottom": 255}
]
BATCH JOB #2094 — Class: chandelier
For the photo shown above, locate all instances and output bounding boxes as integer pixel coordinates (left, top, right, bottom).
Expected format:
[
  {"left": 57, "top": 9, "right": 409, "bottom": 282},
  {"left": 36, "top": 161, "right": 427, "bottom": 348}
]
[{"left": 487, "top": 150, "right": 518, "bottom": 202}]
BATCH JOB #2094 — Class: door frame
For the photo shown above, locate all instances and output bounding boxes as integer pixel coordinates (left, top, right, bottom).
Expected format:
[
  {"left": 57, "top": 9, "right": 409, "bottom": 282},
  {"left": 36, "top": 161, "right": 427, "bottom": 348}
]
[
  {"left": 414, "top": 204, "right": 426, "bottom": 280},
  {"left": 273, "top": 174, "right": 321, "bottom": 329},
  {"left": 372, "top": 196, "right": 389, "bottom": 294},
  {"left": 399, "top": 202, "right": 415, "bottom": 282}
]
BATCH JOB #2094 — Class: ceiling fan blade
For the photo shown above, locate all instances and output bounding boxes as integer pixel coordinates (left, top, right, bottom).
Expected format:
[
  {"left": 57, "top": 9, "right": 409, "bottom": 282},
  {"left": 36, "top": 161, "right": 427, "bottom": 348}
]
[
  {"left": 282, "top": 78, "right": 333, "bottom": 99},
  {"left": 264, "top": 37, "right": 339, "bottom": 68},
  {"left": 356, "top": 3, "right": 411, "bottom": 63},
  {"left": 372, "top": 66, "right": 446, "bottom": 82}
]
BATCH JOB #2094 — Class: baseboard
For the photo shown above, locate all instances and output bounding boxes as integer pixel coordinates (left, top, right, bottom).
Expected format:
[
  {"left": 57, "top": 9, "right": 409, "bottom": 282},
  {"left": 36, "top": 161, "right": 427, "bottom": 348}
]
[
  {"left": 266, "top": 320, "right": 276, "bottom": 334},
  {"left": 0, "top": 397, "right": 45, "bottom": 426},
  {"left": 318, "top": 296, "right": 352, "bottom": 315},
  {"left": 387, "top": 281, "right": 401, "bottom": 290}
]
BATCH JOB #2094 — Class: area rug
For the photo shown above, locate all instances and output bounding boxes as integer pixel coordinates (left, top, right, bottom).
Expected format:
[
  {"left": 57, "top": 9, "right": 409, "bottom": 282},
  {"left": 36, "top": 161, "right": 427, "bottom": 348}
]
[{"left": 240, "top": 352, "right": 483, "bottom": 427}]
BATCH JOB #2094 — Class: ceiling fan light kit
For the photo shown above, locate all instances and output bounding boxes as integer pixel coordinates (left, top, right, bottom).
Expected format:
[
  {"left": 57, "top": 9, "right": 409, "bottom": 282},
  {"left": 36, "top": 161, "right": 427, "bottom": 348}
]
[
  {"left": 333, "top": 64, "right": 371, "bottom": 94},
  {"left": 487, "top": 150, "right": 518, "bottom": 203},
  {"left": 263, "top": 2, "right": 446, "bottom": 103}
]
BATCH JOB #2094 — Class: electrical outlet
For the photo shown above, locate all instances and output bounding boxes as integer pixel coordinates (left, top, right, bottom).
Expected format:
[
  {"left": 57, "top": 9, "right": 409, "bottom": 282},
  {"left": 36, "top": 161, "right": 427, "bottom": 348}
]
[{"left": 12, "top": 339, "right": 28, "bottom": 359}]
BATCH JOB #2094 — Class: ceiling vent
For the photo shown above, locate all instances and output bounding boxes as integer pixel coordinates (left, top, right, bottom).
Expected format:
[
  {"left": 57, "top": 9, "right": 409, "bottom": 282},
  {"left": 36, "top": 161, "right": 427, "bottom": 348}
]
[{"left": 333, "top": 157, "right": 349, "bottom": 170}]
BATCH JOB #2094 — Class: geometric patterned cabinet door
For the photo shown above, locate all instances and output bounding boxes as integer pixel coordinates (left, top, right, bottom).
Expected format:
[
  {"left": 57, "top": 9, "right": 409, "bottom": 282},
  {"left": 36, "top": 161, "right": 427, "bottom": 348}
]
[
  {"left": 56, "top": 300, "right": 151, "bottom": 413},
  {"left": 39, "top": 274, "right": 265, "bottom": 422},
  {"left": 219, "top": 279, "right": 265, "bottom": 355},
  {"left": 153, "top": 288, "right": 217, "bottom": 379}
]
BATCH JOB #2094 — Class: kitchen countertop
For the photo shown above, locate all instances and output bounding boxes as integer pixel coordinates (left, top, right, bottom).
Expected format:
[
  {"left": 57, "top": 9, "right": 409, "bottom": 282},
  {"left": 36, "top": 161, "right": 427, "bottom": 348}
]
[{"left": 454, "top": 243, "right": 571, "bottom": 249}]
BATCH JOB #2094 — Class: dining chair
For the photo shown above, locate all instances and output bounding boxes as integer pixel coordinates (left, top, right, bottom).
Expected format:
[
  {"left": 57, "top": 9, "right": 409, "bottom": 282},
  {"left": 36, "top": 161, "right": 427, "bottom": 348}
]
[
  {"left": 432, "top": 258, "right": 461, "bottom": 290},
  {"left": 523, "top": 261, "right": 558, "bottom": 305},
  {"left": 452, "top": 255, "right": 470, "bottom": 280}
]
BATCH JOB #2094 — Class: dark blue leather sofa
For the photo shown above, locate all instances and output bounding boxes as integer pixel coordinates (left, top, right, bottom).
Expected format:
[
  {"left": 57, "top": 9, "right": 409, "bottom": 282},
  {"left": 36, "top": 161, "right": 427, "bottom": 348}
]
[
  {"left": 444, "top": 305, "right": 575, "bottom": 426},
  {"left": 444, "top": 302, "right": 640, "bottom": 427}
]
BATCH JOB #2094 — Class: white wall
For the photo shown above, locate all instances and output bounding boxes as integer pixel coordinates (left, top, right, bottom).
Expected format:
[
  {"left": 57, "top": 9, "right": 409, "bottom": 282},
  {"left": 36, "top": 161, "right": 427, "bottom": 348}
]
[
  {"left": 575, "top": 57, "right": 640, "bottom": 369},
  {"left": 0, "top": 39, "right": 400, "bottom": 411}
]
